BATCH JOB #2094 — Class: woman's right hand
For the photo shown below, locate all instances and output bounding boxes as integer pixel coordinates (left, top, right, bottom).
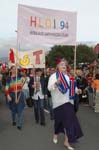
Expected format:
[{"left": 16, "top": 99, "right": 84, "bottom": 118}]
[
  {"left": 54, "top": 78, "right": 61, "bottom": 88},
  {"left": 56, "top": 77, "right": 61, "bottom": 84},
  {"left": 7, "top": 95, "right": 12, "bottom": 102}
]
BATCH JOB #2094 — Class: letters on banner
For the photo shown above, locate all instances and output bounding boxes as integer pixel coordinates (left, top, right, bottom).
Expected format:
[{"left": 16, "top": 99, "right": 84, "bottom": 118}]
[
  {"left": 9, "top": 48, "right": 45, "bottom": 68},
  {"left": 17, "top": 4, "right": 77, "bottom": 45}
]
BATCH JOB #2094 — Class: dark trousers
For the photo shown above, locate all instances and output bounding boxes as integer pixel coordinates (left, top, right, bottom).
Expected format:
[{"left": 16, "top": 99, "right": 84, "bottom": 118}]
[
  {"left": 33, "top": 97, "right": 45, "bottom": 124},
  {"left": 47, "top": 97, "right": 54, "bottom": 119},
  {"left": 8, "top": 92, "right": 25, "bottom": 127},
  {"left": 74, "top": 94, "right": 79, "bottom": 113},
  {"left": 11, "top": 106, "right": 23, "bottom": 127}
]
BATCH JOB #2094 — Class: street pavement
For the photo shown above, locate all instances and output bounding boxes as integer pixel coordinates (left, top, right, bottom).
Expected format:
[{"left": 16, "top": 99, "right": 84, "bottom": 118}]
[{"left": 0, "top": 93, "right": 99, "bottom": 150}]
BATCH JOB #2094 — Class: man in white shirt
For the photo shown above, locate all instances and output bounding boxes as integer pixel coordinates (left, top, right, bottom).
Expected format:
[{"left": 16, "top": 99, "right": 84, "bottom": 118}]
[{"left": 30, "top": 68, "right": 47, "bottom": 126}]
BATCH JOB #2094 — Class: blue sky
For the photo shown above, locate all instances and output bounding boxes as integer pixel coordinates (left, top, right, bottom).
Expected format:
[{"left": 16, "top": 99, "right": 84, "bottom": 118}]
[{"left": 0, "top": 0, "right": 99, "bottom": 56}]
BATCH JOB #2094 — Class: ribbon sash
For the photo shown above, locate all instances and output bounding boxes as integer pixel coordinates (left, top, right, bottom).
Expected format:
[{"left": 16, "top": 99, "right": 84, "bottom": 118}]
[
  {"left": 56, "top": 72, "right": 76, "bottom": 100},
  {"left": 69, "top": 77, "right": 76, "bottom": 99},
  {"left": 56, "top": 71, "right": 69, "bottom": 94}
]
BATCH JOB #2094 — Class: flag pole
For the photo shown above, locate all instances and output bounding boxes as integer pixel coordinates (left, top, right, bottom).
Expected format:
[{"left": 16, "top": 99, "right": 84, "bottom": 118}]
[
  {"left": 15, "top": 5, "right": 20, "bottom": 103},
  {"left": 74, "top": 12, "right": 77, "bottom": 77},
  {"left": 15, "top": 30, "right": 18, "bottom": 103},
  {"left": 74, "top": 44, "right": 77, "bottom": 76}
]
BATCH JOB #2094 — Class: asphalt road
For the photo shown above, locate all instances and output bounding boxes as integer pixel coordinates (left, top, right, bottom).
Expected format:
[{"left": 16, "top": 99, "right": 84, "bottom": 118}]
[{"left": 0, "top": 93, "right": 99, "bottom": 150}]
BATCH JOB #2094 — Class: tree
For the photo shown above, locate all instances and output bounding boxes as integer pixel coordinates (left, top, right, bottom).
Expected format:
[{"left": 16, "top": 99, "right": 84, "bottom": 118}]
[
  {"left": 76, "top": 44, "right": 96, "bottom": 64},
  {"left": 46, "top": 44, "right": 97, "bottom": 67},
  {"left": 46, "top": 45, "right": 74, "bottom": 67}
]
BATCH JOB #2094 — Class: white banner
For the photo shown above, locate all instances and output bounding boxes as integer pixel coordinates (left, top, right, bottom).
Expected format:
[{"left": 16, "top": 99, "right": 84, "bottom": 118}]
[
  {"left": 17, "top": 4, "right": 77, "bottom": 45},
  {"left": 9, "top": 49, "right": 45, "bottom": 68}
]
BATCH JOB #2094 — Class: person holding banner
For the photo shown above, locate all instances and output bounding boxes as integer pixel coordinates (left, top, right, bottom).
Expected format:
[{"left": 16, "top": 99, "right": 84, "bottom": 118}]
[
  {"left": 48, "top": 58, "right": 83, "bottom": 150},
  {"left": 29, "top": 68, "right": 47, "bottom": 126},
  {"left": 5, "top": 66, "right": 25, "bottom": 130}
]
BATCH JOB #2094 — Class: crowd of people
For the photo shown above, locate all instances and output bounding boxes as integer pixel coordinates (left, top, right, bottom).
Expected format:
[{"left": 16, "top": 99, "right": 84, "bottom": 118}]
[{"left": 0, "top": 59, "right": 99, "bottom": 150}]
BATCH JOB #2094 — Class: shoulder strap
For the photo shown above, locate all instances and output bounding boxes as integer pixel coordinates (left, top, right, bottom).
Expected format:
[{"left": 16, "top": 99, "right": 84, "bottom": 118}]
[{"left": 22, "top": 78, "right": 27, "bottom": 88}]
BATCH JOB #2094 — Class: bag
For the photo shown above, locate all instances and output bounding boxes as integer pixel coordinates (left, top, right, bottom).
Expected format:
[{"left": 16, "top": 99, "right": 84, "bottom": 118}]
[
  {"left": 74, "top": 94, "right": 79, "bottom": 113},
  {"left": 26, "top": 97, "right": 34, "bottom": 108}
]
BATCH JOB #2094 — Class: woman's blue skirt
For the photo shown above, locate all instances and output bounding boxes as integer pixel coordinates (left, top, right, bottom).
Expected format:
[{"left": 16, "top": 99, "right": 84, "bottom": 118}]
[{"left": 54, "top": 102, "right": 83, "bottom": 143}]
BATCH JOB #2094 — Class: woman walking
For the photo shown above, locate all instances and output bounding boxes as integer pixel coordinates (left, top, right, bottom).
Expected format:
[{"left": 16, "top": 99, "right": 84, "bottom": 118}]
[
  {"left": 5, "top": 66, "right": 25, "bottom": 130},
  {"left": 48, "top": 59, "right": 83, "bottom": 150}
]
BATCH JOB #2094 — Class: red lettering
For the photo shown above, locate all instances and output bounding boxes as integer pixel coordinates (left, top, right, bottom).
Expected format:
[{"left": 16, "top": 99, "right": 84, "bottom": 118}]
[
  {"left": 33, "top": 50, "right": 43, "bottom": 64},
  {"left": 30, "top": 16, "right": 36, "bottom": 27}
]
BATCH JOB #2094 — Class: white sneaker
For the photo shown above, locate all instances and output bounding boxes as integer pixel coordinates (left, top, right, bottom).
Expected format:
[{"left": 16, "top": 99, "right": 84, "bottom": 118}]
[
  {"left": 67, "top": 146, "right": 74, "bottom": 150},
  {"left": 44, "top": 109, "right": 50, "bottom": 113},
  {"left": 64, "top": 145, "right": 74, "bottom": 150},
  {"left": 53, "top": 138, "right": 58, "bottom": 144}
]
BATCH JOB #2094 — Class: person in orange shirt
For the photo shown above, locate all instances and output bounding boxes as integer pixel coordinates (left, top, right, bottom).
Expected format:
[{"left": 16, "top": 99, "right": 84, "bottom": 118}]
[
  {"left": 93, "top": 74, "right": 99, "bottom": 90},
  {"left": 93, "top": 73, "right": 99, "bottom": 112}
]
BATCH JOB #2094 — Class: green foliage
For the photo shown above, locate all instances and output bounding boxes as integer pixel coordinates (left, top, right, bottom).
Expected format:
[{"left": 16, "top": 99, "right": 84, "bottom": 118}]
[
  {"left": 76, "top": 44, "right": 96, "bottom": 64},
  {"left": 46, "top": 45, "right": 74, "bottom": 67},
  {"left": 46, "top": 44, "right": 97, "bottom": 67}
]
